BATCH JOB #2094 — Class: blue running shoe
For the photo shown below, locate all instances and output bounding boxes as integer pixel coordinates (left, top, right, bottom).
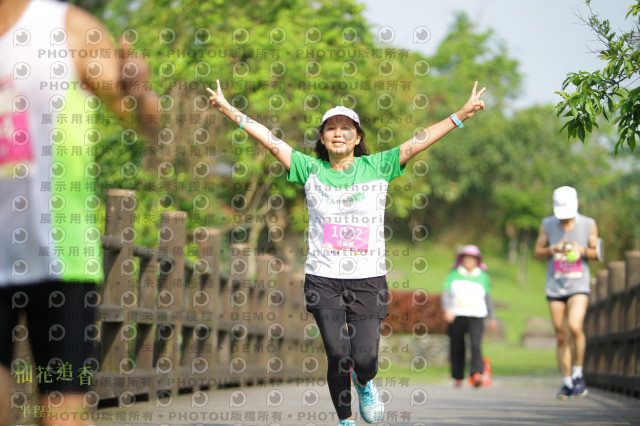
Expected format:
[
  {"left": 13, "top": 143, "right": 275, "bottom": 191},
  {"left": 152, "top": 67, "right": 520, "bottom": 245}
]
[
  {"left": 351, "top": 370, "right": 384, "bottom": 423},
  {"left": 338, "top": 420, "right": 356, "bottom": 426},
  {"left": 572, "top": 376, "right": 589, "bottom": 398},
  {"left": 556, "top": 384, "right": 573, "bottom": 400}
]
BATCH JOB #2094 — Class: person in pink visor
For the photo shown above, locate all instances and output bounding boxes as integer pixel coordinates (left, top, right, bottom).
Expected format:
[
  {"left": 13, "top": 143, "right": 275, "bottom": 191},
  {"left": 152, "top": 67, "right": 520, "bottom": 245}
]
[{"left": 442, "top": 245, "right": 496, "bottom": 387}]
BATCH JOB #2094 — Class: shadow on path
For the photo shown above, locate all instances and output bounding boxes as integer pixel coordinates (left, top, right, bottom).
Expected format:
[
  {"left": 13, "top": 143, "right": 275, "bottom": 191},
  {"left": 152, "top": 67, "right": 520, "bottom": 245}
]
[{"left": 95, "top": 376, "right": 639, "bottom": 426}]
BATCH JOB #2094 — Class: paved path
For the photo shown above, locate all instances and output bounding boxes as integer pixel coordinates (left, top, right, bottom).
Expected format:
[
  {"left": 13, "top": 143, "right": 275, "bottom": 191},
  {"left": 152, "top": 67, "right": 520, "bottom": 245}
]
[{"left": 94, "top": 376, "right": 639, "bottom": 426}]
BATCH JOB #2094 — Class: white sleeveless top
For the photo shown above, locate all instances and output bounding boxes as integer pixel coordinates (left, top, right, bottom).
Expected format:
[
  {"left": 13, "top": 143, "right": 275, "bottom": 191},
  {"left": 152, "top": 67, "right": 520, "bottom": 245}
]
[
  {"left": 0, "top": 0, "right": 103, "bottom": 285},
  {"left": 542, "top": 213, "right": 594, "bottom": 297}
]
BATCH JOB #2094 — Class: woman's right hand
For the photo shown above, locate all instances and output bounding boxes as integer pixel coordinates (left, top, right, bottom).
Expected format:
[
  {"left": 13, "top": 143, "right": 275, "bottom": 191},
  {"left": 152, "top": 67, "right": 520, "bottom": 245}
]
[
  {"left": 550, "top": 238, "right": 567, "bottom": 255},
  {"left": 204, "top": 79, "right": 293, "bottom": 171},
  {"left": 206, "top": 79, "right": 231, "bottom": 112}
]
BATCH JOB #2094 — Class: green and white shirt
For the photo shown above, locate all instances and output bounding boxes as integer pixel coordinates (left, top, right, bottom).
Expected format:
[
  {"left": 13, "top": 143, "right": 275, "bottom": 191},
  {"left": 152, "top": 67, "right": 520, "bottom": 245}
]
[
  {"left": 287, "top": 146, "right": 406, "bottom": 279},
  {"left": 442, "top": 266, "right": 494, "bottom": 318}
]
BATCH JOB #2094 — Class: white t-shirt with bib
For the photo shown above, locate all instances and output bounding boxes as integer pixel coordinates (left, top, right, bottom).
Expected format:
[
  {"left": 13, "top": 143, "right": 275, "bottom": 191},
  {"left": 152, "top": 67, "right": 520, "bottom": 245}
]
[{"left": 287, "top": 146, "right": 405, "bottom": 279}]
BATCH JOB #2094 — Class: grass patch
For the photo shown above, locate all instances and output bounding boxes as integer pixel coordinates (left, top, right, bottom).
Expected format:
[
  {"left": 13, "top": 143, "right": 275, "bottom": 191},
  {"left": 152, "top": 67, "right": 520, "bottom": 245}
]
[
  {"left": 378, "top": 348, "right": 557, "bottom": 384},
  {"left": 378, "top": 363, "right": 451, "bottom": 384},
  {"left": 483, "top": 340, "right": 556, "bottom": 376},
  {"left": 377, "top": 340, "right": 557, "bottom": 383}
]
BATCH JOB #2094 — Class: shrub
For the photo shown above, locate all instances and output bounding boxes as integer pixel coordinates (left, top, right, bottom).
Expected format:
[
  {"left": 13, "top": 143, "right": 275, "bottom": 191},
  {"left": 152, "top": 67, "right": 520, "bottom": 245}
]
[{"left": 384, "top": 290, "right": 447, "bottom": 334}]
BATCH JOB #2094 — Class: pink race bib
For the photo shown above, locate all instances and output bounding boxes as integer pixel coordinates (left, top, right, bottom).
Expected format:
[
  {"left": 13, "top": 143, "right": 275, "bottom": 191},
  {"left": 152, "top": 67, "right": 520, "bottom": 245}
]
[
  {"left": 0, "top": 112, "right": 32, "bottom": 166},
  {"left": 553, "top": 253, "right": 583, "bottom": 279},
  {"left": 322, "top": 223, "right": 369, "bottom": 254}
]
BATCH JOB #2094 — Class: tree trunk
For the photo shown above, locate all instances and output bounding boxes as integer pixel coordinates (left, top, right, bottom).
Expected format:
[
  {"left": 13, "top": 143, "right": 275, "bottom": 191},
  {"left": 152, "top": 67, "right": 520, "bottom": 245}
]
[
  {"left": 246, "top": 220, "right": 266, "bottom": 281},
  {"left": 517, "top": 231, "right": 530, "bottom": 288},
  {"left": 506, "top": 222, "right": 517, "bottom": 264}
]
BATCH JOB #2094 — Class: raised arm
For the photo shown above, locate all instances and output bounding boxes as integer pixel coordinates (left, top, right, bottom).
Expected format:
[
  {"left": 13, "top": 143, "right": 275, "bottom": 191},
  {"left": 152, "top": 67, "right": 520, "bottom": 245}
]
[
  {"left": 66, "top": 5, "right": 161, "bottom": 140},
  {"left": 207, "top": 80, "right": 293, "bottom": 170},
  {"left": 399, "top": 81, "right": 486, "bottom": 166}
]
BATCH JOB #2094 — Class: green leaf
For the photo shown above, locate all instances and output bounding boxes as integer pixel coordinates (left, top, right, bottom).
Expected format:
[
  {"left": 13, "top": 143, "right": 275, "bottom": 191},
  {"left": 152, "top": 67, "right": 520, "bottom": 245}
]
[
  {"left": 585, "top": 100, "right": 595, "bottom": 117},
  {"left": 570, "top": 102, "right": 578, "bottom": 117},
  {"left": 577, "top": 122, "right": 586, "bottom": 142},
  {"left": 579, "top": 91, "right": 587, "bottom": 108},
  {"left": 568, "top": 121, "right": 577, "bottom": 138},
  {"left": 572, "top": 75, "right": 582, "bottom": 86},
  {"left": 562, "top": 73, "right": 576, "bottom": 89}
]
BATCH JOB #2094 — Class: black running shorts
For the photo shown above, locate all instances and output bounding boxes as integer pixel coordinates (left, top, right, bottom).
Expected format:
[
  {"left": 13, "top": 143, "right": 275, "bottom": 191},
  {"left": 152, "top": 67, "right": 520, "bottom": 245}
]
[
  {"left": 546, "top": 292, "right": 590, "bottom": 303},
  {"left": 303, "top": 274, "right": 389, "bottom": 320},
  {"left": 0, "top": 281, "right": 97, "bottom": 393}
]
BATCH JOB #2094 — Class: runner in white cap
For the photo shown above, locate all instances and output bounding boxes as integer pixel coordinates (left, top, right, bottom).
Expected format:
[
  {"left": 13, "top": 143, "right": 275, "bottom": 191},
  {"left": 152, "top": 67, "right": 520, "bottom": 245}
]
[
  {"left": 534, "top": 186, "right": 600, "bottom": 399},
  {"left": 208, "top": 79, "right": 486, "bottom": 425}
]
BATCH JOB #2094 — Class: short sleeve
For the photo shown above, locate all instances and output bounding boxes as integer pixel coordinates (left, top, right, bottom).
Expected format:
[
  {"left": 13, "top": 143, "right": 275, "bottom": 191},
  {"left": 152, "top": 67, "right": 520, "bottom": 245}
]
[
  {"left": 483, "top": 272, "right": 491, "bottom": 292},
  {"left": 443, "top": 270, "right": 455, "bottom": 291},
  {"left": 368, "top": 146, "right": 406, "bottom": 182},
  {"left": 287, "top": 150, "right": 318, "bottom": 186}
]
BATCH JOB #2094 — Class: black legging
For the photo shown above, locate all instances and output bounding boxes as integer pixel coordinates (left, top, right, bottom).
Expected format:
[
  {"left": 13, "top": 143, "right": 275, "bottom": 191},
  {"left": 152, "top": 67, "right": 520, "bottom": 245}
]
[
  {"left": 448, "top": 316, "right": 485, "bottom": 380},
  {"left": 312, "top": 309, "right": 382, "bottom": 420}
]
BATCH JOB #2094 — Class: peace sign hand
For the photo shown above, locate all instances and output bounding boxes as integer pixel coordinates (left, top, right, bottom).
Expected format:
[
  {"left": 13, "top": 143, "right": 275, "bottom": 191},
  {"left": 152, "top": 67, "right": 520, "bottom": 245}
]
[
  {"left": 459, "top": 81, "right": 487, "bottom": 120},
  {"left": 206, "top": 79, "right": 231, "bottom": 113}
]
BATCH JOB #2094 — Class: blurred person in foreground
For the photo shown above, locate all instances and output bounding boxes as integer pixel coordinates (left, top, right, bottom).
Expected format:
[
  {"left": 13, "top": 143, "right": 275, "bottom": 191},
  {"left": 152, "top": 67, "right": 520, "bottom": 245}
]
[{"left": 0, "top": 0, "right": 160, "bottom": 424}]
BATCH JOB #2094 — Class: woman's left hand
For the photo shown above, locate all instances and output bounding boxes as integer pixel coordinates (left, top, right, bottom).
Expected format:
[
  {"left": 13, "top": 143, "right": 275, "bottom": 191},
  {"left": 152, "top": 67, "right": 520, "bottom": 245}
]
[
  {"left": 568, "top": 242, "right": 586, "bottom": 258},
  {"left": 444, "top": 310, "right": 456, "bottom": 324},
  {"left": 458, "top": 81, "right": 487, "bottom": 120},
  {"left": 206, "top": 79, "right": 232, "bottom": 113},
  {"left": 488, "top": 319, "right": 497, "bottom": 332}
]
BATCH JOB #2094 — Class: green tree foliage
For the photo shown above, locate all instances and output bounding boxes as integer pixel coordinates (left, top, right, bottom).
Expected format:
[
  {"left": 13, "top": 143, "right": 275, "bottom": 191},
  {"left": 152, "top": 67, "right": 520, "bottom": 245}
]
[
  {"left": 94, "top": 1, "right": 515, "bottom": 253},
  {"left": 93, "top": 0, "right": 443, "bottom": 254},
  {"left": 86, "top": 0, "right": 637, "bottom": 263},
  {"left": 387, "top": 13, "right": 521, "bottom": 239},
  {"left": 555, "top": 0, "right": 640, "bottom": 153},
  {"left": 495, "top": 107, "right": 611, "bottom": 281},
  {"left": 587, "top": 171, "right": 640, "bottom": 255},
  {"left": 66, "top": 0, "right": 106, "bottom": 15}
]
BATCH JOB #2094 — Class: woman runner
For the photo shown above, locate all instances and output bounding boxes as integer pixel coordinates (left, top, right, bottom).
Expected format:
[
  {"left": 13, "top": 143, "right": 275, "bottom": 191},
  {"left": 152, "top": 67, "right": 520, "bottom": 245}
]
[{"left": 207, "top": 80, "right": 486, "bottom": 425}]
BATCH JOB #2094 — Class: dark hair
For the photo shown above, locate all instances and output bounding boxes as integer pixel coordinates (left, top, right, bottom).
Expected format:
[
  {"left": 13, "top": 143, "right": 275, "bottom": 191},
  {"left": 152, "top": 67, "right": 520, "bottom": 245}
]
[{"left": 314, "top": 119, "right": 369, "bottom": 162}]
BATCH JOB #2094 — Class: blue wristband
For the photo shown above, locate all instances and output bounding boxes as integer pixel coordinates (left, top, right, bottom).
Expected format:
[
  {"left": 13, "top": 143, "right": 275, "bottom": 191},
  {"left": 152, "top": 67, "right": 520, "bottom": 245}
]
[
  {"left": 450, "top": 113, "right": 464, "bottom": 128},
  {"left": 239, "top": 114, "right": 247, "bottom": 130}
]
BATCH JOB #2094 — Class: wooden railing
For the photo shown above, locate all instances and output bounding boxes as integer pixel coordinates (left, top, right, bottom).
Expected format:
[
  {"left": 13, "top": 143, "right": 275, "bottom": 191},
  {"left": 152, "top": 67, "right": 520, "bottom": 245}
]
[
  {"left": 584, "top": 251, "right": 640, "bottom": 398},
  {"left": 10, "top": 189, "right": 322, "bottom": 414}
]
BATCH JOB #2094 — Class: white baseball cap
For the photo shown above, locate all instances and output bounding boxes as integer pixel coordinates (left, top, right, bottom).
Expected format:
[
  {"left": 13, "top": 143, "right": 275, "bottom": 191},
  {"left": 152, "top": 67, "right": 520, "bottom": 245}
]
[
  {"left": 552, "top": 186, "right": 578, "bottom": 219},
  {"left": 321, "top": 106, "right": 360, "bottom": 125}
]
